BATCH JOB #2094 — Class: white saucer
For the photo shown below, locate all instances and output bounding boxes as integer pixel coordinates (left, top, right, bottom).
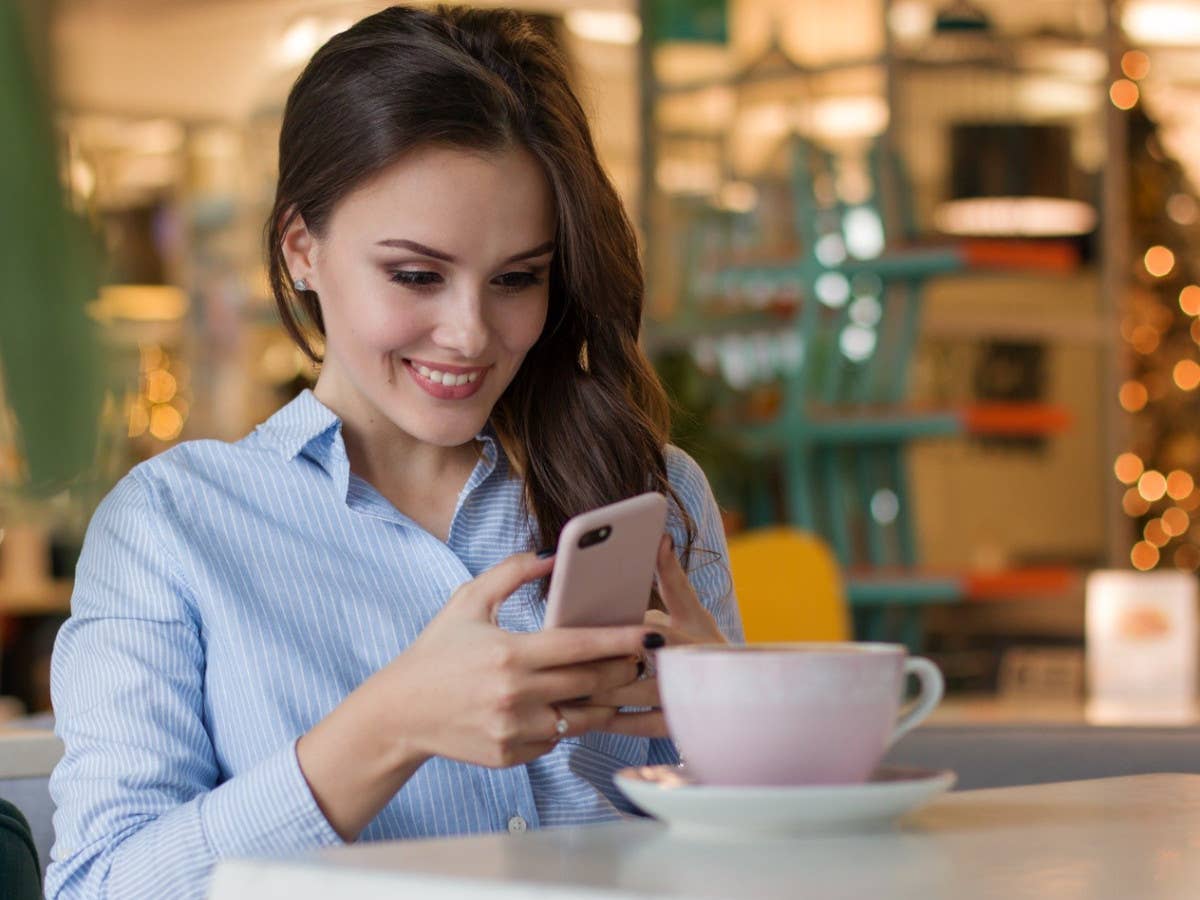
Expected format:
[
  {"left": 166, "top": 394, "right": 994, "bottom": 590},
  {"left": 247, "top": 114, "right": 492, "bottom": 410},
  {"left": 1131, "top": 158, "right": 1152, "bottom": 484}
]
[{"left": 614, "top": 764, "right": 956, "bottom": 838}]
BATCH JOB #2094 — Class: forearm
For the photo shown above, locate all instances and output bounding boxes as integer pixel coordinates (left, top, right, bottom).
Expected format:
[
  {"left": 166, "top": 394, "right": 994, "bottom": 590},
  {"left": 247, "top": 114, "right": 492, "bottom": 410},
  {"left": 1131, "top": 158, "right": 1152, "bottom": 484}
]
[
  {"left": 48, "top": 742, "right": 344, "bottom": 900},
  {"left": 296, "top": 663, "right": 430, "bottom": 841}
]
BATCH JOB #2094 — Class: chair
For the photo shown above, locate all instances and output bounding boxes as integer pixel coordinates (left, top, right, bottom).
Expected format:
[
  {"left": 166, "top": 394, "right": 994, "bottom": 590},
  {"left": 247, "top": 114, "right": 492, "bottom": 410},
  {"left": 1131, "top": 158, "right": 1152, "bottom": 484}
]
[
  {"left": 726, "top": 526, "right": 851, "bottom": 642},
  {"left": 1, "top": 796, "right": 42, "bottom": 900}
]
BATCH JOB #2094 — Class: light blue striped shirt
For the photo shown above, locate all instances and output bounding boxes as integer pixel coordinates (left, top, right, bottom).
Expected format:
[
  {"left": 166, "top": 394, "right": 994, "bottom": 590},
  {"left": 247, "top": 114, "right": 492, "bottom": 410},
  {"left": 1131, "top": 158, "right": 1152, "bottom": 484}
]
[{"left": 46, "top": 389, "right": 742, "bottom": 899}]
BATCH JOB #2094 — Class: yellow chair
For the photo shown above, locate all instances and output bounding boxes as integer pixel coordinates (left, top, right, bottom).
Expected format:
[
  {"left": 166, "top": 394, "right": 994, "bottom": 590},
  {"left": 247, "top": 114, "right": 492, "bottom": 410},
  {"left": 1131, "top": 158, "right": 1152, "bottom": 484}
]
[{"left": 726, "top": 527, "right": 851, "bottom": 643}]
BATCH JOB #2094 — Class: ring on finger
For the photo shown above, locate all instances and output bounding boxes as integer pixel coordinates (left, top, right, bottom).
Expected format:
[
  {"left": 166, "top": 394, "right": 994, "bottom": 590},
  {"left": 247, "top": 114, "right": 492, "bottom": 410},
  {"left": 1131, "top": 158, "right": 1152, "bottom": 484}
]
[{"left": 550, "top": 704, "right": 569, "bottom": 740}]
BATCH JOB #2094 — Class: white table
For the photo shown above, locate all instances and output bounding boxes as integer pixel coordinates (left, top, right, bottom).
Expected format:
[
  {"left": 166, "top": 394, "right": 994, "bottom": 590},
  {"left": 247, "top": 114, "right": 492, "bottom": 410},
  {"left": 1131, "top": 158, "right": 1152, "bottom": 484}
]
[{"left": 210, "top": 774, "right": 1200, "bottom": 900}]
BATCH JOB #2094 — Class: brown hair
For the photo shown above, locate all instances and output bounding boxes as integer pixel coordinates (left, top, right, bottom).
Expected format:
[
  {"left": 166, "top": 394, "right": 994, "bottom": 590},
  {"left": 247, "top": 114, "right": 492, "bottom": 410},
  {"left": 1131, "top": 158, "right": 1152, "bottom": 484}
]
[{"left": 264, "top": 5, "right": 698, "bottom": 565}]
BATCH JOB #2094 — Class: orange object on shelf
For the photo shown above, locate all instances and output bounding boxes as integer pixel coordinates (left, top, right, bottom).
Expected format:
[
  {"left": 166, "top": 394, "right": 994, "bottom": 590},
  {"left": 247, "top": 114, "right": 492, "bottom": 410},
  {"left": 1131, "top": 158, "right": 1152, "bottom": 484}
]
[
  {"left": 964, "top": 403, "right": 1073, "bottom": 435},
  {"left": 960, "top": 238, "right": 1080, "bottom": 273},
  {"left": 964, "top": 567, "right": 1080, "bottom": 602}
]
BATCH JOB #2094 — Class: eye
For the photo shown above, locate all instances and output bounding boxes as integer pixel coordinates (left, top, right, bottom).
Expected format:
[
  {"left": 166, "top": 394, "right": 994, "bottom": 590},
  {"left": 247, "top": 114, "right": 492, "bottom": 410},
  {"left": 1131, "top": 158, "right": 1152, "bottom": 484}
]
[
  {"left": 492, "top": 271, "right": 545, "bottom": 293},
  {"left": 389, "top": 270, "right": 442, "bottom": 289}
]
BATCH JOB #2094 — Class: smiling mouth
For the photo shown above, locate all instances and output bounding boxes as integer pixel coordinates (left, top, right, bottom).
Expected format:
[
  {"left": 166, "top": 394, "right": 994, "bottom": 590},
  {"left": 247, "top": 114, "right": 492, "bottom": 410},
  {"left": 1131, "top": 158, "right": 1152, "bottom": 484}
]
[
  {"left": 405, "top": 360, "right": 483, "bottom": 386},
  {"left": 402, "top": 358, "right": 490, "bottom": 398}
]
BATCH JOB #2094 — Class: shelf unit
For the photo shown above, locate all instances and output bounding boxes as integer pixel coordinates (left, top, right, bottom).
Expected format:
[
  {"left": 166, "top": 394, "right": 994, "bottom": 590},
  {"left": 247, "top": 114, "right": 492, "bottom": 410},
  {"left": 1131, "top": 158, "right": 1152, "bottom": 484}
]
[{"left": 638, "top": 5, "right": 1105, "bottom": 648}]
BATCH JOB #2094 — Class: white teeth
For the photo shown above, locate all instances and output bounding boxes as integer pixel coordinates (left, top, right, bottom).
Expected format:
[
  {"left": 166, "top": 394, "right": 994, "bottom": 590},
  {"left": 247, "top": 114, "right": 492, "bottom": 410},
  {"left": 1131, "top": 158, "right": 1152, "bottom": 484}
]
[{"left": 412, "top": 362, "right": 482, "bottom": 387}]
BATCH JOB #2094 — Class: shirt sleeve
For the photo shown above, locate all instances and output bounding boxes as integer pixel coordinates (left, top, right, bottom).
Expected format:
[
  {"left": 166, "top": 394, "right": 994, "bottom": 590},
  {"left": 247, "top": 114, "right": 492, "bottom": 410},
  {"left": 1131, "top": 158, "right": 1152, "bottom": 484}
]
[
  {"left": 647, "top": 446, "right": 746, "bottom": 766},
  {"left": 45, "top": 471, "right": 343, "bottom": 900}
]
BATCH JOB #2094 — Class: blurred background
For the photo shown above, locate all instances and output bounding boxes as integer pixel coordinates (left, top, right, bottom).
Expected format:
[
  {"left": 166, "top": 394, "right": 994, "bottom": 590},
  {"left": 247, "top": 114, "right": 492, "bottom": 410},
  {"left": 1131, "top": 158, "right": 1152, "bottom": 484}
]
[{"left": 2, "top": 0, "right": 1200, "bottom": 723}]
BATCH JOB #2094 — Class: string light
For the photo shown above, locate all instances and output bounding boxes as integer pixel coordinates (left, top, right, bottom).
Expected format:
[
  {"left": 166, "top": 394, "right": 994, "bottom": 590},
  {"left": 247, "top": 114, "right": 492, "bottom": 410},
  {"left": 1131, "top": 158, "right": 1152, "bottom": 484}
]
[
  {"left": 1144, "top": 245, "right": 1175, "bottom": 277},
  {"left": 1173, "top": 359, "right": 1200, "bottom": 390},
  {"left": 1119, "top": 380, "right": 1149, "bottom": 412},
  {"left": 1123, "top": 487, "right": 1151, "bottom": 517},
  {"left": 1163, "top": 507, "right": 1190, "bottom": 536},
  {"left": 1181, "top": 285, "right": 1200, "bottom": 315},
  {"left": 1115, "top": 452, "right": 1145, "bottom": 484},
  {"left": 1121, "top": 50, "right": 1151, "bottom": 80},
  {"left": 1139, "top": 470, "right": 1168, "bottom": 502},
  {"left": 1167, "top": 470, "right": 1195, "bottom": 499},
  {"left": 1110, "top": 79, "right": 1139, "bottom": 110},
  {"left": 1131, "top": 541, "right": 1160, "bottom": 571}
]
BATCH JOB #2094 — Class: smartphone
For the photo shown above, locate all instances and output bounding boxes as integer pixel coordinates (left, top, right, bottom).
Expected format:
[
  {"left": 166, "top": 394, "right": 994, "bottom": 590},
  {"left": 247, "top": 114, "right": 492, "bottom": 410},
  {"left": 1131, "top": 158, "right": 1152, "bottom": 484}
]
[{"left": 542, "top": 491, "right": 669, "bottom": 629}]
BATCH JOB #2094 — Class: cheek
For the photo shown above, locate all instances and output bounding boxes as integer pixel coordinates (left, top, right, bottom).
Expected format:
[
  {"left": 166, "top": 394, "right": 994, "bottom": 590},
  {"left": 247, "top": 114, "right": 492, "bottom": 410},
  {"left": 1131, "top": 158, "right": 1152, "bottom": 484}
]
[{"left": 500, "top": 298, "right": 549, "bottom": 355}]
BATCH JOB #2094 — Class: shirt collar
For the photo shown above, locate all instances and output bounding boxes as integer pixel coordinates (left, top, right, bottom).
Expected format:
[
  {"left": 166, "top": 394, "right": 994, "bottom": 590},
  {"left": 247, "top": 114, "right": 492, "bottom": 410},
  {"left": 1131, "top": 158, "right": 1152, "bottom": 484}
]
[{"left": 258, "top": 388, "right": 502, "bottom": 477}]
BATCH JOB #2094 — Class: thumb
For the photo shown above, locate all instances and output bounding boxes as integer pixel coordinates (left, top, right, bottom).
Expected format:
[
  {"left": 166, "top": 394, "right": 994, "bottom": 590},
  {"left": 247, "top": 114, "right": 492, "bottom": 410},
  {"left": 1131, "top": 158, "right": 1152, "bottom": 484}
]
[{"left": 451, "top": 551, "right": 555, "bottom": 623}]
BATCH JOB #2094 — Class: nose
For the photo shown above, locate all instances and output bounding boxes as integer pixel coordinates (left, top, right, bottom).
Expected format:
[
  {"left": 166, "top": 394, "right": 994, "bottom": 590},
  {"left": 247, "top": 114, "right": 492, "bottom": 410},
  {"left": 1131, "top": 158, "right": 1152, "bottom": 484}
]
[{"left": 432, "top": 285, "right": 489, "bottom": 360}]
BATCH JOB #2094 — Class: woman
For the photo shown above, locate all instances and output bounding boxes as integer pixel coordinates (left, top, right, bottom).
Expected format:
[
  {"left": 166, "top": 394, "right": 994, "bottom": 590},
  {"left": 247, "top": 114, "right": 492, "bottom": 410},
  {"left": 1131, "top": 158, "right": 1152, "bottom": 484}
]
[{"left": 46, "top": 6, "right": 741, "bottom": 899}]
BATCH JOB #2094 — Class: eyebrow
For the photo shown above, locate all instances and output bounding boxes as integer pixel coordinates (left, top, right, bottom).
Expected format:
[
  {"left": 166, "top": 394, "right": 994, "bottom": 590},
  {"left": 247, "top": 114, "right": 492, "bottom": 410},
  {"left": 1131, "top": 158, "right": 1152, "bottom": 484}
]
[{"left": 375, "top": 238, "right": 555, "bottom": 265}]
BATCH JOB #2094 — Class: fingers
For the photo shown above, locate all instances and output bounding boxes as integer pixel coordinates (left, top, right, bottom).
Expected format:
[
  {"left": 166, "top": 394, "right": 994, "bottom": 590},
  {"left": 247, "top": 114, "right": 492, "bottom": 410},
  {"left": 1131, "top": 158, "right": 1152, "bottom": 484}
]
[
  {"left": 450, "top": 552, "right": 555, "bottom": 622},
  {"left": 517, "top": 624, "right": 651, "bottom": 669},
  {"left": 600, "top": 710, "right": 669, "bottom": 739},
  {"left": 585, "top": 677, "right": 660, "bottom": 711},
  {"left": 655, "top": 535, "right": 699, "bottom": 620},
  {"left": 522, "top": 656, "right": 640, "bottom": 705},
  {"left": 518, "top": 703, "right": 614, "bottom": 743}
]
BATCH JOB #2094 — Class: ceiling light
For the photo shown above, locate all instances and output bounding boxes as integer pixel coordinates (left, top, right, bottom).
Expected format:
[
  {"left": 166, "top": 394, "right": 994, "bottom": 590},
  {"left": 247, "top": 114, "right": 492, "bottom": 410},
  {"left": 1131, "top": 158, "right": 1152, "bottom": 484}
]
[
  {"left": 276, "top": 17, "right": 352, "bottom": 68},
  {"left": 934, "top": 197, "right": 1097, "bottom": 236},
  {"left": 564, "top": 10, "right": 642, "bottom": 46},
  {"left": 1124, "top": 2, "right": 1200, "bottom": 45}
]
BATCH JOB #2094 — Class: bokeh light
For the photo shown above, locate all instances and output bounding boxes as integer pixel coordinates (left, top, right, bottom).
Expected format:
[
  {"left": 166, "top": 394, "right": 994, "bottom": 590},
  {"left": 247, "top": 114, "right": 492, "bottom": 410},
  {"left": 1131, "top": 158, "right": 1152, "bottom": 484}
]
[
  {"left": 1121, "top": 49, "right": 1151, "bottom": 80},
  {"left": 1144, "top": 518, "right": 1169, "bottom": 547},
  {"left": 1119, "top": 380, "right": 1148, "bottom": 412},
  {"left": 145, "top": 369, "right": 177, "bottom": 404},
  {"left": 1131, "top": 324, "right": 1160, "bottom": 354},
  {"left": 1167, "top": 470, "right": 1195, "bottom": 500},
  {"left": 1110, "top": 78, "right": 1139, "bottom": 110},
  {"left": 1174, "top": 359, "right": 1200, "bottom": 390},
  {"left": 1181, "top": 285, "right": 1200, "bottom": 315},
  {"left": 1131, "top": 541, "right": 1160, "bottom": 570},
  {"left": 1139, "top": 469, "right": 1168, "bottom": 501},
  {"left": 1163, "top": 507, "right": 1190, "bottom": 536},
  {"left": 1174, "top": 544, "right": 1200, "bottom": 571},
  {"left": 1123, "top": 487, "right": 1151, "bottom": 517},
  {"left": 1115, "top": 452, "right": 1145, "bottom": 484},
  {"left": 1168, "top": 194, "right": 1198, "bottom": 226},
  {"left": 149, "top": 404, "right": 184, "bottom": 441},
  {"left": 1144, "top": 245, "right": 1175, "bottom": 277}
]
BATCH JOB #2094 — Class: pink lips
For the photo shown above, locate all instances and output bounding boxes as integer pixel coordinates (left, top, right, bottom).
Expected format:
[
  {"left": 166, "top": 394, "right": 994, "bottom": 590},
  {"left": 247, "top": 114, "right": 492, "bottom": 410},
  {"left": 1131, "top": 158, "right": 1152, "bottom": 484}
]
[{"left": 404, "top": 359, "right": 489, "bottom": 400}]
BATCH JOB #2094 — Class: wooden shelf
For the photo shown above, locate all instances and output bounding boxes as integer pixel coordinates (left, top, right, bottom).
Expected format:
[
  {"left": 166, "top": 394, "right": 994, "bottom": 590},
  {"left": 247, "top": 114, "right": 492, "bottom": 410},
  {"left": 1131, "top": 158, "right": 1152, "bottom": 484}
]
[{"left": 0, "top": 580, "right": 73, "bottom": 616}]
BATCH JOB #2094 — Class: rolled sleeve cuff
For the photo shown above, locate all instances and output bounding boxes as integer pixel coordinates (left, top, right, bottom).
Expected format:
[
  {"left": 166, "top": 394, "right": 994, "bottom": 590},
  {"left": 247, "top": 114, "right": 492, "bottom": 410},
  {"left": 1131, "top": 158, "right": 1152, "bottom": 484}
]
[{"left": 201, "top": 739, "right": 345, "bottom": 858}]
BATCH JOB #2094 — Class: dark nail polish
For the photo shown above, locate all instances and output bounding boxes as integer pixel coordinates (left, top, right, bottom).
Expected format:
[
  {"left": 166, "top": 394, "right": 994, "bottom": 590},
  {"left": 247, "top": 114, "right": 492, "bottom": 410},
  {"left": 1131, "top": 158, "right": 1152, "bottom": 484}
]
[
  {"left": 642, "top": 632, "right": 666, "bottom": 650},
  {"left": 536, "top": 547, "right": 556, "bottom": 559}
]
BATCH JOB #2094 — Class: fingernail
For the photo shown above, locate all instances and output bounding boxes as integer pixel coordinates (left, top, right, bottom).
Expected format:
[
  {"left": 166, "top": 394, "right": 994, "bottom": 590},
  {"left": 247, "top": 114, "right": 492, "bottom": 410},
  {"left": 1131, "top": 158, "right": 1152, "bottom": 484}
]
[
  {"left": 642, "top": 632, "right": 666, "bottom": 650},
  {"left": 536, "top": 547, "right": 556, "bottom": 559}
]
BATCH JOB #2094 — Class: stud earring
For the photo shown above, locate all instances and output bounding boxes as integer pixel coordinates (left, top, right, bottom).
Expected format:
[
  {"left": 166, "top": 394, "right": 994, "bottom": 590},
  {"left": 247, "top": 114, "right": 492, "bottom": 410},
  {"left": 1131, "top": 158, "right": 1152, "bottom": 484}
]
[{"left": 293, "top": 277, "right": 310, "bottom": 292}]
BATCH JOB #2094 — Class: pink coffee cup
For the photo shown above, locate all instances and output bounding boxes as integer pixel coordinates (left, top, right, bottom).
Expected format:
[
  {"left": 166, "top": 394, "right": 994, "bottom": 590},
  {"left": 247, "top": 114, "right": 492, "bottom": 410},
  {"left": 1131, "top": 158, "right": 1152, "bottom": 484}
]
[{"left": 656, "top": 642, "right": 944, "bottom": 786}]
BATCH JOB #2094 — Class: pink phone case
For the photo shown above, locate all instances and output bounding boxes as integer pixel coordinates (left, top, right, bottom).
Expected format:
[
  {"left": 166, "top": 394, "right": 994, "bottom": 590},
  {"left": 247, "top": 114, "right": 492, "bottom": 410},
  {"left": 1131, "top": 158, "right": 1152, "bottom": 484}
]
[{"left": 543, "top": 492, "right": 669, "bottom": 628}]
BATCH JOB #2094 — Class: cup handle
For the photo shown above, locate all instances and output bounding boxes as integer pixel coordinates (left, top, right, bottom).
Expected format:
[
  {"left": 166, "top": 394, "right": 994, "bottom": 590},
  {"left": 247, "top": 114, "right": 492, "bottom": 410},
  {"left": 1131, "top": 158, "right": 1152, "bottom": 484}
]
[{"left": 887, "top": 656, "right": 945, "bottom": 747}]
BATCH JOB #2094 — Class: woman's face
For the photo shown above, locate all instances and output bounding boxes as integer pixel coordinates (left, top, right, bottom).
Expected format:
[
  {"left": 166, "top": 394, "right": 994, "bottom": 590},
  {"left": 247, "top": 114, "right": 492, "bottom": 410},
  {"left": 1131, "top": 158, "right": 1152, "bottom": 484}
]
[{"left": 286, "top": 144, "right": 555, "bottom": 449}]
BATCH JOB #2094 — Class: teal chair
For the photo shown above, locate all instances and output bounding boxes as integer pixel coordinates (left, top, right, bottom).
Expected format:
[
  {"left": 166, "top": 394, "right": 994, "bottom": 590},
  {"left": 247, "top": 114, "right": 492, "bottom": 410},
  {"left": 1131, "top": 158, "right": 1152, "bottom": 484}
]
[{"left": 1, "top": 797, "right": 42, "bottom": 900}]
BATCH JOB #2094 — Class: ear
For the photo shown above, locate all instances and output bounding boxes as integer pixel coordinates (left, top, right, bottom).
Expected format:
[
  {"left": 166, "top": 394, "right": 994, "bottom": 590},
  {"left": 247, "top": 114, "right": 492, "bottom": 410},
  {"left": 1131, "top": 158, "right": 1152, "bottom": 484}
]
[{"left": 280, "top": 208, "right": 320, "bottom": 290}]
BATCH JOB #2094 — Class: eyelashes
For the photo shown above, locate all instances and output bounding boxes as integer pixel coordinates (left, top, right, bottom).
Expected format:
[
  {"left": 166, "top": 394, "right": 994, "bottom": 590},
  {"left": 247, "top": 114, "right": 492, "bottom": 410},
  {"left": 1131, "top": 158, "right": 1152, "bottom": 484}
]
[{"left": 388, "top": 269, "right": 546, "bottom": 293}]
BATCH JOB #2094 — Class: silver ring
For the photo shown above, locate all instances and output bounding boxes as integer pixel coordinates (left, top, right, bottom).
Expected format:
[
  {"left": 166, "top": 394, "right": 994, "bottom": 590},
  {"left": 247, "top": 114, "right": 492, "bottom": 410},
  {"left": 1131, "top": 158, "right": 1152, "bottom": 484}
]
[{"left": 552, "top": 706, "right": 569, "bottom": 738}]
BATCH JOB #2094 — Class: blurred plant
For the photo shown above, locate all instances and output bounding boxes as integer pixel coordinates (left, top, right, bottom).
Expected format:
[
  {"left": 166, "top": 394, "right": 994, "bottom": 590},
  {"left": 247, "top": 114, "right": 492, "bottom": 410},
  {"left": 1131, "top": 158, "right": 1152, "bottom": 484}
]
[
  {"left": 0, "top": 0, "right": 104, "bottom": 502},
  {"left": 654, "top": 346, "right": 751, "bottom": 517}
]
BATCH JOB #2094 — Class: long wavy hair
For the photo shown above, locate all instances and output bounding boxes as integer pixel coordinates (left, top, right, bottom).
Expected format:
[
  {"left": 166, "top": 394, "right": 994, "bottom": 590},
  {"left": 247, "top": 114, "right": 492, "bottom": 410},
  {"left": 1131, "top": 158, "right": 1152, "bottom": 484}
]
[{"left": 265, "top": 5, "right": 698, "bottom": 569}]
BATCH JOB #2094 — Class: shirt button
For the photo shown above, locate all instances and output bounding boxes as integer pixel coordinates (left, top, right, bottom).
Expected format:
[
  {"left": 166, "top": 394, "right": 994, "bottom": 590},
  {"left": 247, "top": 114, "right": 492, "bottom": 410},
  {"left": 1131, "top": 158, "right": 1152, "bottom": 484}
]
[{"left": 507, "top": 815, "right": 528, "bottom": 834}]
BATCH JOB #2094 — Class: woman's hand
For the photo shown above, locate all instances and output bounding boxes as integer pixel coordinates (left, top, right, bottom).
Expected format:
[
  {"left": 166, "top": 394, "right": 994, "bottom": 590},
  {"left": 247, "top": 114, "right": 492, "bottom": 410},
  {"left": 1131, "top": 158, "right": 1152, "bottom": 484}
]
[
  {"left": 297, "top": 551, "right": 649, "bottom": 839},
  {"left": 585, "top": 535, "right": 728, "bottom": 738},
  {"left": 381, "top": 551, "right": 648, "bottom": 767}
]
